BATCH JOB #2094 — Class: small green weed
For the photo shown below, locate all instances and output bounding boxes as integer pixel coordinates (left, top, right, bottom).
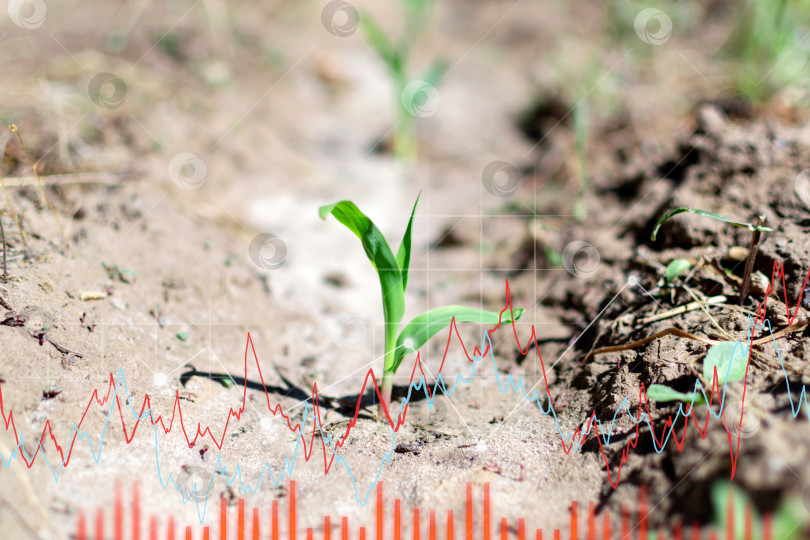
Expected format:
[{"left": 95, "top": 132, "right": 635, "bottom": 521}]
[{"left": 652, "top": 207, "right": 771, "bottom": 303}]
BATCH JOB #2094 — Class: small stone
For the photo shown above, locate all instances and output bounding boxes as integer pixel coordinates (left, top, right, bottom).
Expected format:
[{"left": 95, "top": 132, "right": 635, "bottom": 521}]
[
  {"left": 727, "top": 246, "right": 748, "bottom": 261},
  {"left": 394, "top": 443, "right": 421, "bottom": 455}
]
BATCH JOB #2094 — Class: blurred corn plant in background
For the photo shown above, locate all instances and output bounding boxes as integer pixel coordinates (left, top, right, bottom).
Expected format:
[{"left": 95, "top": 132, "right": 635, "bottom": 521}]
[
  {"left": 723, "top": 0, "right": 810, "bottom": 103},
  {"left": 361, "top": 0, "right": 449, "bottom": 161}
]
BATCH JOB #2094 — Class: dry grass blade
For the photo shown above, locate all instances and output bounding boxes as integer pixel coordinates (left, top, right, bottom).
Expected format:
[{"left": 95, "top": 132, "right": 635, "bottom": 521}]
[
  {"left": 0, "top": 169, "right": 27, "bottom": 248},
  {"left": 0, "top": 437, "right": 61, "bottom": 539},
  {"left": 589, "top": 308, "right": 809, "bottom": 360},
  {"left": 587, "top": 327, "right": 719, "bottom": 359},
  {"left": 637, "top": 295, "right": 727, "bottom": 325},
  {"left": 3, "top": 172, "right": 125, "bottom": 187},
  {"left": 9, "top": 124, "right": 69, "bottom": 249},
  {"left": 750, "top": 318, "right": 810, "bottom": 345}
]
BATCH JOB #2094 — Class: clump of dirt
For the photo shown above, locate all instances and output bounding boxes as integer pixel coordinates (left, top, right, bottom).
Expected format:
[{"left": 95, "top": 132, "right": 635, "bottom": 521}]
[{"left": 540, "top": 104, "right": 810, "bottom": 529}]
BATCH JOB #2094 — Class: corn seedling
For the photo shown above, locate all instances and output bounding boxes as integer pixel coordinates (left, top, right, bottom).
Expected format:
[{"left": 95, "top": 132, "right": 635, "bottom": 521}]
[
  {"left": 360, "top": 0, "right": 448, "bottom": 160},
  {"left": 723, "top": 0, "right": 810, "bottom": 102},
  {"left": 319, "top": 196, "right": 524, "bottom": 415},
  {"left": 548, "top": 50, "right": 620, "bottom": 221},
  {"left": 571, "top": 100, "right": 590, "bottom": 221},
  {"left": 651, "top": 207, "right": 771, "bottom": 304}
]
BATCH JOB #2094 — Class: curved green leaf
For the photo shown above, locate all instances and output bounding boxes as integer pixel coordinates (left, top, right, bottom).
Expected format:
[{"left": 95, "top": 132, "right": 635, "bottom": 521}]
[
  {"left": 391, "top": 306, "right": 524, "bottom": 373},
  {"left": 396, "top": 194, "right": 419, "bottom": 292},
  {"left": 665, "top": 258, "right": 692, "bottom": 282},
  {"left": 651, "top": 207, "right": 772, "bottom": 241},
  {"left": 399, "top": 0, "right": 431, "bottom": 17},
  {"left": 710, "top": 482, "right": 760, "bottom": 540},
  {"left": 319, "top": 201, "right": 405, "bottom": 347},
  {"left": 360, "top": 13, "right": 396, "bottom": 68},
  {"left": 647, "top": 384, "right": 706, "bottom": 405},
  {"left": 772, "top": 499, "right": 805, "bottom": 540},
  {"left": 398, "top": 0, "right": 432, "bottom": 33},
  {"left": 703, "top": 341, "right": 749, "bottom": 384},
  {"left": 420, "top": 58, "right": 449, "bottom": 89}
]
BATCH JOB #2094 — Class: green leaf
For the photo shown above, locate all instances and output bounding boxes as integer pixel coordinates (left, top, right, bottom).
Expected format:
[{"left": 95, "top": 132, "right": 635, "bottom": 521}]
[
  {"left": 392, "top": 306, "right": 524, "bottom": 373},
  {"left": 360, "top": 13, "right": 396, "bottom": 68},
  {"left": 710, "top": 481, "right": 761, "bottom": 540},
  {"left": 703, "top": 341, "right": 749, "bottom": 384},
  {"left": 120, "top": 269, "right": 137, "bottom": 284},
  {"left": 665, "top": 259, "right": 692, "bottom": 282},
  {"left": 543, "top": 246, "right": 562, "bottom": 267},
  {"left": 420, "top": 58, "right": 449, "bottom": 89},
  {"left": 396, "top": 195, "right": 419, "bottom": 292},
  {"left": 651, "top": 207, "right": 772, "bottom": 241},
  {"left": 646, "top": 384, "right": 706, "bottom": 405},
  {"left": 772, "top": 498, "right": 804, "bottom": 540},
  {"left": 399, "top": 0, "right": 430, "bottom": 14},
  {"left": 398, "top": 0, "right": 432, "bottom": 24},
  {"left": 319, "top": 201, "right": 406, "bottom": 353}
]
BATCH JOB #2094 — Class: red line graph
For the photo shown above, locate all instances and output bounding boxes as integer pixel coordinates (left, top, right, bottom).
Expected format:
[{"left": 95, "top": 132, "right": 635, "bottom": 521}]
[
  {"left": 5, "top": 262, "right": 810, "bottom": 524},
  {"left": 75, "top": 480, "right": 772, "bottom": 540}
]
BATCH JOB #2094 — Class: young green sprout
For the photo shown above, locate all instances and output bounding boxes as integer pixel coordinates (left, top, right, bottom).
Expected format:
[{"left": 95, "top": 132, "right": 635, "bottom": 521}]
[
  {"left": 711, "top": 481, "right": 804, "bottom": 540},
  {"left": 360, "top": 0, "right": 448, "bottom": 161},
  {"left": 651, "top": 207, "right": 771, "bottom": 304},
  {"left": 724, "top": 0, "right": 810, "bottom": 102},
  {"left": 319, "top": 196, "right": 524, "bottom": 416}
]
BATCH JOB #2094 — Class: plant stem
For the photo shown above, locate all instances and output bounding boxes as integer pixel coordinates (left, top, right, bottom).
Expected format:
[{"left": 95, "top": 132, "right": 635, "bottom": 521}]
[
  {"left": 740, "top": 215, "right": 766, "bottom": 305},
  {"left": 380, "top": 370, "right": 393, "bottom": 417},
  {"left": 394, "top": 89, "right": 417, "bottom": 161},
  {"left": 379, "top": 331, "right": 398, "bottom": 417}
]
